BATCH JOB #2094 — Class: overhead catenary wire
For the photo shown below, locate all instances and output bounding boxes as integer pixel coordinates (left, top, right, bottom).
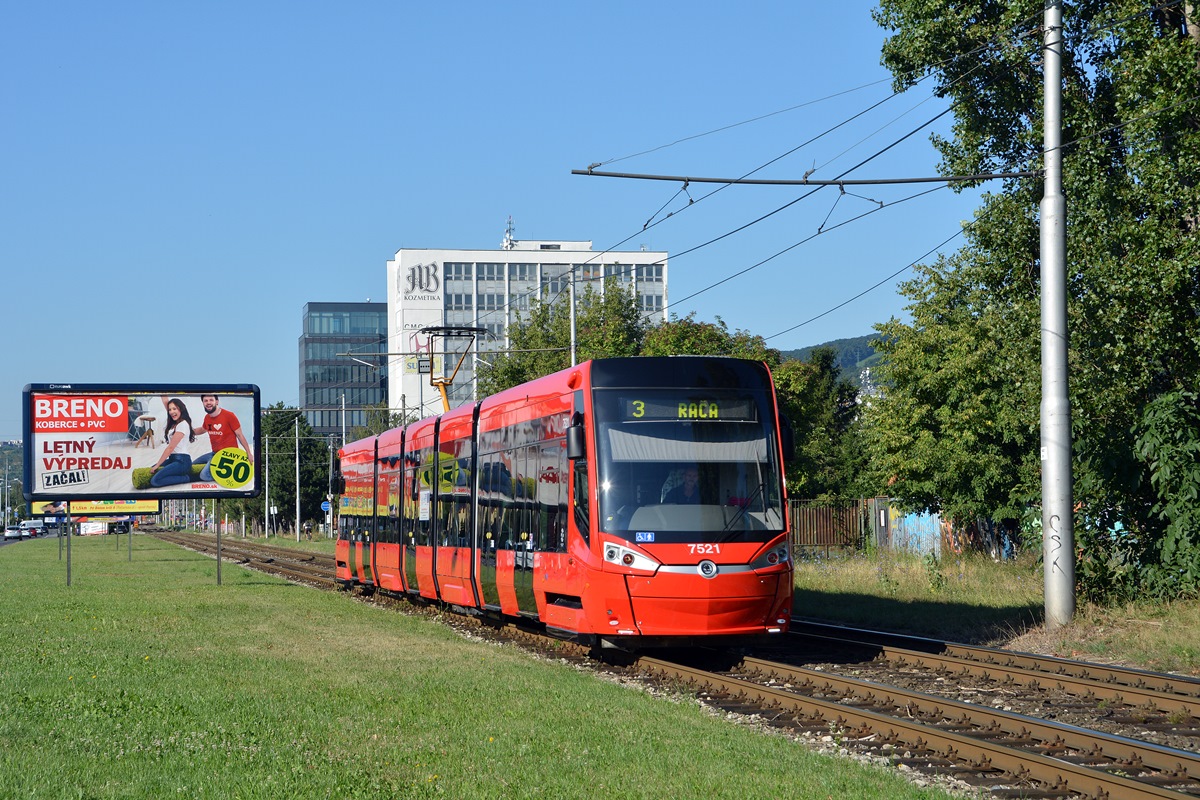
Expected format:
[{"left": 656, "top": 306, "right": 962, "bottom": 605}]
[
  {"left": 467, "top": 27, "right": 1024, "bottom": 344},
  {"left": 278, "top": 2, "right": 1191, "bottom": 421}
]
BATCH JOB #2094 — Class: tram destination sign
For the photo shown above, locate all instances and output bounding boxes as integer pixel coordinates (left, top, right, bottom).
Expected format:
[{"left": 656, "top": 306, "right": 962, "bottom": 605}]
[
  {"left": 619, "top": 394, "right": 758, "bottom": 422},
  {"left": 23, "top": 383, "right": 261, "bottom": 501}
]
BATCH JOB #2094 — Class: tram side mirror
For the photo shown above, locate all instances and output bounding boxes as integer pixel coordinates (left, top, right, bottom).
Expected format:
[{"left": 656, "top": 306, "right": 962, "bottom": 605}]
[
  {"left": 567, "top": 421, "right": 586, "bottom": 460},
  {"left": 331, "top": 469, "right": 346, "bottom": 494},
  {"left": 779, "top": 414, "right": 796, "bottom": 463}
]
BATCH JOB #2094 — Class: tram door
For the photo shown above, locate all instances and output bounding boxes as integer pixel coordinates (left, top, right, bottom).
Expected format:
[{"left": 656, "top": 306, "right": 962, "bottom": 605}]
[
  {"left": 402, "top": 459, "right": 420, "bottom": 594},
  {"left": 476, "top": 455, "right": 504, "bottom": 609},
  {"left": 357, "top": 527, "right": 372, "bottom": 585},
  {"left": 358, "top": 522, "right": 373, "bottom": 588},
  {"left": 511, "top": 447, "right": 537, "bottom": 617}
]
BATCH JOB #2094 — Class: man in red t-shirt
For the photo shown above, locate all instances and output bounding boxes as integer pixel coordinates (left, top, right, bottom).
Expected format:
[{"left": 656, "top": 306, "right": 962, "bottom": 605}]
[{"left": 194, "top": 394, "right": 254, "bottom": 482}]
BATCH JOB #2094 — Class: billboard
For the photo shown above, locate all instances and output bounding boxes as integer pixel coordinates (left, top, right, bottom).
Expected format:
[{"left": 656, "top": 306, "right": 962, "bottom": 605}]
[
  {"left": 66, "top": 499, "right": 162, "bottom": 516},
  {"left": 23, "top": 384, "right": 261, "bottom": 501}
]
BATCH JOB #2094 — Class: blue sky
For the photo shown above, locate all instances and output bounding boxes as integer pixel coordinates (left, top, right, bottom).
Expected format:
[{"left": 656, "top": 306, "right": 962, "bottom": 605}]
[{"left": 0, "top": 2, "right": 984, "bottom": 441}]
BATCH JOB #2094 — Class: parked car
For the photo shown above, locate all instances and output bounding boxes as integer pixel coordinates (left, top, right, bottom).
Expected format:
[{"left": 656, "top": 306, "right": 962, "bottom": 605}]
[{"left": 4, "top": 525, "right": 22, "bottom": 541}]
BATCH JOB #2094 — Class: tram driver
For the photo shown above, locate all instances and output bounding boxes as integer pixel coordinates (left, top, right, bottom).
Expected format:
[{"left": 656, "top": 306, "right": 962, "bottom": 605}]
[{"left": 663, "top": 466, "right": 702, "bottom": 505}]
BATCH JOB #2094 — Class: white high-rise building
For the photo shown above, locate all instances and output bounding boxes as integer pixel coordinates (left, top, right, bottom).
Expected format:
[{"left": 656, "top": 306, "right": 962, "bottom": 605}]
[{"left": 386, "top": 233, "right": 668, "bottom": 419}]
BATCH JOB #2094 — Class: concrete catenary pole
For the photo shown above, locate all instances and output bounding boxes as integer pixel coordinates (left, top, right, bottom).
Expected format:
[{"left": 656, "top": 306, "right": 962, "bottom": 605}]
[
  {"left": 295, "top": 414, "right": 301, "bottom": 542},
  {"left": 1041, "top": 0, "right": 1075, "bottom": 628}
]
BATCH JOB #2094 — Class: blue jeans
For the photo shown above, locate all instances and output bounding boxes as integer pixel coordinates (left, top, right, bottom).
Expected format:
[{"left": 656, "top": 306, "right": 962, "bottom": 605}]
[
  {"left": 150, "top": 453, "right": 194, "bottom": 487},
  {"left": 194, "top": 451, "right": 214, "bottom": 481}
]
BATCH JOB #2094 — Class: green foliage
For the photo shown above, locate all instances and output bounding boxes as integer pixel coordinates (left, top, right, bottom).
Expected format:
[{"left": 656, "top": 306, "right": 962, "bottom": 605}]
[
  {"left": 773, "top": 348, "right": 864, "bottom": 501},
  {"left": 227, "top": 403, "right": 333, "bottom": 533},
  {"left": 348, "top": 402, "right": 413, "bottom": 441},
  {"left": 923, "top": 551, "right": 948, "bottom": 594},
  {"left": 641, "top": 313, "right": 781, "bottom": 365},
  {"left": 478, "top": 279, "right": 648, "bottom": 394},
  {"left": 781, "top": 334, "right": 883, "bottom": 385},
  {"left": 866, "top": 0, "right": 1200, "bottom": 601},
  {"left": 1134, "top": 391, "right": 1200, "bottom": 598}
]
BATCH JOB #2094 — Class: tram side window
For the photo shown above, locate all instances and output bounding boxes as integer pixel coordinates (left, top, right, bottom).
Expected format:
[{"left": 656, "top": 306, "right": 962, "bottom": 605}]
[
  {"left": 437, "top": 441, "right": 472, "bottom": 547},
  {"left": 573, "top": 457, "right": 590, "bottom": 545},
  {"left": 402, "top": 464, "right": 419, "bottom": 547},
  {"left": 513, "top": 444, "right": 532, "bottom": 553},
  {"left": 381, "top": 512, "right": 393, "bottom": 545},
  {"left": 570, "top": 393, "right": 589, "bottom": 544},
  {"left": 384, "top": 472, "right": 400, "bottom": 544},
  {"left": 408, "top": 450, "right": 433, "bottom": 547},
  {"left": 535, "top": 439, "right": 567, "bottom": 553}
]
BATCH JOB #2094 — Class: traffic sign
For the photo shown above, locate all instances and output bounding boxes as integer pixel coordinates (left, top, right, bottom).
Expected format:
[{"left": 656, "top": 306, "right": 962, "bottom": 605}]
[{"left": 320, "top": 501, "right": 331, "bottom": 511}]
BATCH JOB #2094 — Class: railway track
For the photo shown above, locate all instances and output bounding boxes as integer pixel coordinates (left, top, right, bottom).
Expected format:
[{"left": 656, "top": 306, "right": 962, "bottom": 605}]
[
  {"left": 149, "top": 529, "right": 336, "bottom": 590},
  {"left": 780, "top": 621, "right": 1200, "bottom": 749},
  {"left": 643, "top": 655, "right": 1200, "bottom": 798},
  {"left": 151, "top": 529, "right": 1200, "bottom": 799}
]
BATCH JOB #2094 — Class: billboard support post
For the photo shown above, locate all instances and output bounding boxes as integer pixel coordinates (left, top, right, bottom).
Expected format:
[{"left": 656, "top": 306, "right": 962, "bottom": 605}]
[{"left": 66, "top": 508, "right": 72, "bottom": 587}]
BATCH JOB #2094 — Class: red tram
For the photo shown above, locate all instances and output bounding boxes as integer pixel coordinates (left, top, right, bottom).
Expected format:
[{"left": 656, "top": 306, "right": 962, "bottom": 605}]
[{"left": 334, "top": 356, "right": 794, "bottom": 648}]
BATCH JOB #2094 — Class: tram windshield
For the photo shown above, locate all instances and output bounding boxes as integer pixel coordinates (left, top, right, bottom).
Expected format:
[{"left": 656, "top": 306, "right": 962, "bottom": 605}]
[{"left": 592, "top": 388, "right": 785, "bottom": 543}]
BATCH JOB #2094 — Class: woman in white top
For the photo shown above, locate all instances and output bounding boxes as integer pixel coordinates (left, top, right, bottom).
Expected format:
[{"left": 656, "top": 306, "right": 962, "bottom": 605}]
[{"left": 149, "top": 397, "right": 199, "bottom": 487}]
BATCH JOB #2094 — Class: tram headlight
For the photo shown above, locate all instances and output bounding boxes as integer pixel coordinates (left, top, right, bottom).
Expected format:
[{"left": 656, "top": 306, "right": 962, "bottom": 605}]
[
  {"left": 603, "top": 542, "right": 660, "bottom": 573},
  {"left": 750, "top": 545, "right": 791, "bottom": 570}
]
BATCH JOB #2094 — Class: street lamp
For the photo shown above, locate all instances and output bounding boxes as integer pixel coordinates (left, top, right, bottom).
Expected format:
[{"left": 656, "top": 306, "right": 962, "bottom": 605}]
[{"left": 2, "top": 452, "right": 12, "bottom": 525}]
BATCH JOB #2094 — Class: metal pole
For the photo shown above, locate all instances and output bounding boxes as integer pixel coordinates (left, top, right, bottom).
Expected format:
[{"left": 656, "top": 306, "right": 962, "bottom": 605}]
[
  {"left": 66, "top": 504, "right": 72, "bottom": 587},
  {"left": 1041, "top": 0, "right": 1075, "bottom": 628},
  {"left": 216, "top": 499, "right": 222, "bottom": 586},
  {"left": 569, "top": 268, "right": 577, "bottom": 366},
  {"left": 264, "top": 434, "right": 270, "bottom": 537},
  {"left": 295, "top": 415, "right": 301, "bottom": 542}
]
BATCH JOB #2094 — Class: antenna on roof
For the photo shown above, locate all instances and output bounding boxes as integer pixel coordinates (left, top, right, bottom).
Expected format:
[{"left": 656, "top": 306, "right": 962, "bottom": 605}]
[{"left": 502, "top": 215, "right": 517, "bottom": 250}]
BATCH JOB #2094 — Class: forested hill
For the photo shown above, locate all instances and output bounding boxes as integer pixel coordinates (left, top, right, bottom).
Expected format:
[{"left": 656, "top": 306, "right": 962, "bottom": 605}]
[{"left": 780, "top": 334, "right": 883, "bottom": 383}]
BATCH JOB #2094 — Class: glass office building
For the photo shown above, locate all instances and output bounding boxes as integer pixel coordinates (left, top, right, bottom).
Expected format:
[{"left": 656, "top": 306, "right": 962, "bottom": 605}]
[{"left": 298, "top": 302, "right": 388, "bottom": 439}]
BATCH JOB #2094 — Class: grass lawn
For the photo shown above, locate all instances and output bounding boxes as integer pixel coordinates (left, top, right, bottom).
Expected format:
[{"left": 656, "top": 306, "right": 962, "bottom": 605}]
[
  {"left": 792, "top": 548, "right": 1200, "bottom": 676},
  {"left": 0, "top": 535, "right": 956, "bottom": 799}
]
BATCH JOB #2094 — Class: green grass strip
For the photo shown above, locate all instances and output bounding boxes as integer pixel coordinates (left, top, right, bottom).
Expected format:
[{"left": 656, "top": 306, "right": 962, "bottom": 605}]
[{"left": 0, "top": 536, "right": 954, "bottom": 799}]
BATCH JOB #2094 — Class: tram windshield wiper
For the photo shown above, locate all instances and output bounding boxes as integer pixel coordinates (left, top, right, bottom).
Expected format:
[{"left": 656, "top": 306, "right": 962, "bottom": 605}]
[{"left": 721, "top": 482, "right": 765, "bottom": 538}]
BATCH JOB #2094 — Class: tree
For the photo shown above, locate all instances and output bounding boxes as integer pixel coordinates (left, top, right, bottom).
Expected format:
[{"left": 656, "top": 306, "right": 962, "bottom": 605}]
[
  {"left": 349, "top": 402, "right": 412, "bottom": 441},
  {"left": 773, "top": 348, "right": 863, "bottom": 501},
  {"left": 641, "top": 313, "right": 781, "bottom": 365},
  {"left": 478, "top": 279, "right": 647, "bottom": 395},
  {"left": 867, "top": 0, "right": 1200, "bottom": 599},
  {"left": 250, "top": 404, "right": 331, "bottom": 535}
]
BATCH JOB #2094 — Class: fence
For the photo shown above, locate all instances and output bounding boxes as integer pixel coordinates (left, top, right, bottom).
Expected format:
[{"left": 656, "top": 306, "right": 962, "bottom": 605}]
[
  {"left": 787, "top": 499, "right": 871, "bottom": 556},
  {"left": 789, "top": 498, "right": 1017, "bottom": 559}
]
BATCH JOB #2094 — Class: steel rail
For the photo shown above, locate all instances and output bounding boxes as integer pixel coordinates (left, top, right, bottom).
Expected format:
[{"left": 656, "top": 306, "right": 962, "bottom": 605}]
[
  {"left": 787, "top": 623, "right": 1200, "bottom": 705},
  {"left": 790, "top": 631, "right": 1200, "bottom": 719},
  {"left": 643, "top": 657, "right": 1197, "bottom": 800},
  {"left": 741, "top": 656, "right": 1200, "bottom": 785}
]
